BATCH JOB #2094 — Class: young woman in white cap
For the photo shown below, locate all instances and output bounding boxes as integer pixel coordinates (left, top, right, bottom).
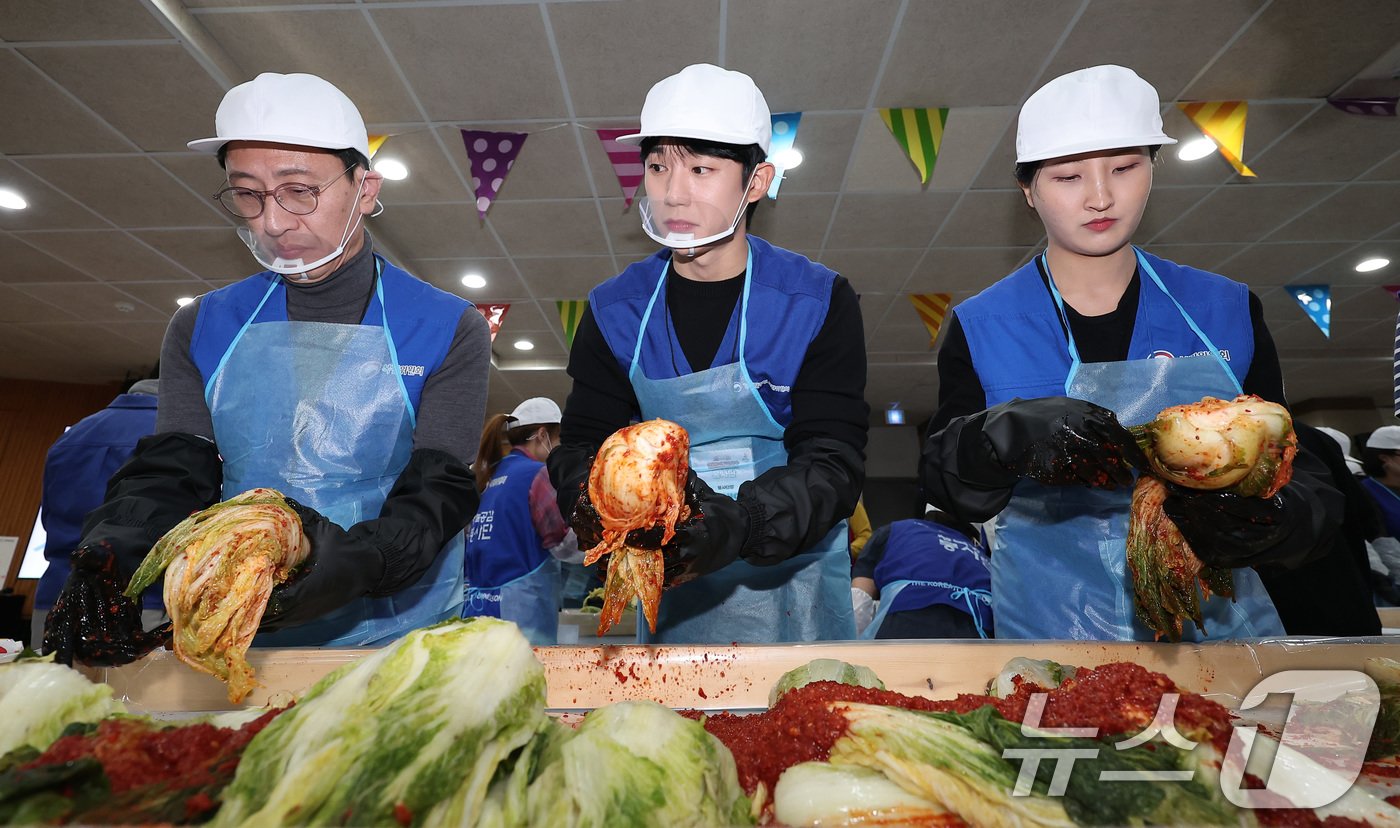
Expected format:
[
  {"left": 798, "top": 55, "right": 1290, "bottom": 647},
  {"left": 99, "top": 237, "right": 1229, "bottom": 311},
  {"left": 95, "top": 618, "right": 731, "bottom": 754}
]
[
  {"left": 45, "top": 73, "right": 491, "bottom": 661},
  {"left": 920, "top": 65, "right": 1340, "bottom": 641},
  {"left": 465, "top": 398, "right": 580, "bottom": 645},
  {"left": 550, "top": 64, "right": 867, "bottom": 644}
]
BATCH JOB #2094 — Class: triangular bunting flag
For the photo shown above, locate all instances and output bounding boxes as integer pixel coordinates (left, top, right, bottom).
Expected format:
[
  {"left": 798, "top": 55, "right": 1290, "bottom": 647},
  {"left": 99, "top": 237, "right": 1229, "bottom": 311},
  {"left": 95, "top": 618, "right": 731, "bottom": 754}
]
[
  {"left": 477, "top": 303, "right": 511, "bottom": 342},
  {"left": 461, "top": 130, "right": 528, "bottom": 218},
  {"left": 1288, "top": 285, "right": 1330, "bottom": 338},
  {"left": 1384, "top": 285, "right": 1400, "bottom": 302},
  {"left": 596, "top": 128, "right": 642, "bottom": 207},
  {"left": 1327, "top": 97, "right": 1398, "bottom": 117},
  {"left": 909, "top": 293, "right": 952, "bottom": 348},
  {"left": 766, "top": 112, "right": 803, "bottom": 198},
  {"left": 879, "top": 108, "right": 949, "bottom": 184},
  {"left": 557, "top": 300, "right": 587, "bottom": 348},
  {"left": 367, "top": 135, "right": 388, "bottom": 159},
  {"left": 1177, "top": 101, "right": 1256, "bottom": 177}
]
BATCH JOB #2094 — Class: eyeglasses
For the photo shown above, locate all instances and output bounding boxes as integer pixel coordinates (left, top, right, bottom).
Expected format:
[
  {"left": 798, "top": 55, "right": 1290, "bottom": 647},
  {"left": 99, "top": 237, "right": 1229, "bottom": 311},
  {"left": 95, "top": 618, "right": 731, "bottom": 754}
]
[{"left": 213, "top": 164, "right": 354, "bottom": 219}]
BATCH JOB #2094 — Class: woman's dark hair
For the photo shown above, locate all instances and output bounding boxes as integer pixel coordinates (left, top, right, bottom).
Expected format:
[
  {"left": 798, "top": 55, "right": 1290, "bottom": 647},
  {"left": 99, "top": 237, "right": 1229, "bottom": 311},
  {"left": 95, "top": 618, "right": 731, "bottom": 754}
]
[
  {"left": 473, "top": 413, "right": 562, "bottom": 491},
  {"left": 1013, "top": 145, "right": 1161, "bottom": 187},
  {"left": 638, "top": 136, "right": 767, "bottom": 225},
  {"left": 215, "top": 144, "right": 368, "bottom": 175}
]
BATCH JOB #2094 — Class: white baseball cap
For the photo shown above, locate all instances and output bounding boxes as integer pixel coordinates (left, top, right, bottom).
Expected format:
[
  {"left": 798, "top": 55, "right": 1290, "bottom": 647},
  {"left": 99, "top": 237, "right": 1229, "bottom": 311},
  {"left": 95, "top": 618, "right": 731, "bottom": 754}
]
[
  {"left": 188, "top": 72, "right": 370, "bottom": 159},
  {"left": 1317, "top": 426, "right": 1365, "bottom": 476},
  {"left": 618, "top": 64, "right": 772, "bottom": 153},
  {"left": 1367, "top": 426, "right": 1400, "bottom": 451},
  {"left": 1016, "top": 65, "right": 1176, "bottom": 164},
  {"left": 507, "top": 397, "right": 562, "bottom": 430}
]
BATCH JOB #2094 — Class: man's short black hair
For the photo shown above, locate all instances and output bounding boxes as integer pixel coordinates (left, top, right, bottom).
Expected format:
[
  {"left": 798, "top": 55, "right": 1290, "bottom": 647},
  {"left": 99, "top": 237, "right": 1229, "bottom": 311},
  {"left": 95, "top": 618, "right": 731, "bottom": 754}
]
[
  {"left": 215, "top": 144, "right": 368, "bottom": 176},
  {"left": 638, "top": 136, "right": 767, "bottom": 225},
  {"left": 1013, "top": 145, "right": 1161, "bottom": 187}
]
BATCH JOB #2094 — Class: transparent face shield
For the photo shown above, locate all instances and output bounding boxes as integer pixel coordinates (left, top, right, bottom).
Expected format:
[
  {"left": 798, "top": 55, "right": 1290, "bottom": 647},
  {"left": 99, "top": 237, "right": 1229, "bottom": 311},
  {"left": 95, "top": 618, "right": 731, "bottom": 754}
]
[
  {"left": 236, "top": 173, "right": 371, "bottom": 278},
  {"left": 637, "top": 170, "right": 759, "bottom": 257}
]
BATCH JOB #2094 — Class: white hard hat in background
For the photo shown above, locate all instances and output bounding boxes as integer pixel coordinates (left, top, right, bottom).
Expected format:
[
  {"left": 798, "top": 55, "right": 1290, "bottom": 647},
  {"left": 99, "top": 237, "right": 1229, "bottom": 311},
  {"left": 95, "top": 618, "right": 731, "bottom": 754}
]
[
  {"left": 188, "top": 72, "right": 370, "bottom": 159},
  {"left": 507, "top": 398, "right": 562, "bottom": 429},
  {"left": 1016, "top": 65, "right": 1176, "bottom": 164},
  {"left": 618, "top": 64, "right": 772, "bottom": 153},
  {"left": 1367, "top": 426, "right": 1400, "bottom": 451},
  {"left": 1317, "top": 426, "right": 1365, "bottom": 476}
]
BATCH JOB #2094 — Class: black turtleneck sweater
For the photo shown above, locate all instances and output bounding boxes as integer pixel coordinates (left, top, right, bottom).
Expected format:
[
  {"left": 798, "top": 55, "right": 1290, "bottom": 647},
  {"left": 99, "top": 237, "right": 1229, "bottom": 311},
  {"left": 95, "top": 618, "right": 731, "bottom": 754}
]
[{"left": 157, "top": 234, "right": 490, "bottom": 462}]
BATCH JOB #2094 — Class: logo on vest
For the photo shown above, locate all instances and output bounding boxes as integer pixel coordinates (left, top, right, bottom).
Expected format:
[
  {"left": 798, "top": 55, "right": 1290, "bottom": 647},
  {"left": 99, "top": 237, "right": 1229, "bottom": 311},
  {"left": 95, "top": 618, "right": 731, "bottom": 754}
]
[
  {"left": 1148, "top": 349, "right": 1230, "bottom": 362},
  {"left": 379, "top": 364, "right": 426, "bottom": 377},
  {"left": 753, "top": 379, "right": 791, "bottom": 393}
]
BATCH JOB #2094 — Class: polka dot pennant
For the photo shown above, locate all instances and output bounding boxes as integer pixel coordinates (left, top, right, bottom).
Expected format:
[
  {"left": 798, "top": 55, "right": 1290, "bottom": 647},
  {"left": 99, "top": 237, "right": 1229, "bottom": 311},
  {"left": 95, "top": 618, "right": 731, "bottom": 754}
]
[
  {"left": 1289, "top": 284, "right": 1331, "bottom": 339},
  {"left": 1326, "top": 97, "right": 1397, "bottom": 117},
  {"left": 460, "top": 129, "right": 529, "bottom": 219}
]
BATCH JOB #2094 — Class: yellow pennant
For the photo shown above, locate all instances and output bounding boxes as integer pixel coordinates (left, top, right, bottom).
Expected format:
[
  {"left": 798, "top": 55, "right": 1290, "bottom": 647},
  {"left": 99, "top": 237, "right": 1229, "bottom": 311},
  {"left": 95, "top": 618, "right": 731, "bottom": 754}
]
[
  {"left": 1176, "top": 101, "right": 1255, "bottom": 177},
  {"left": 879, "top": 108, "right": 949, "bottom": 184},
  {"left": 909, "top": 293, "right": 952, "bottom": 348},
  {"left": 557, "top": 300, "right": 587, "bottom": 348},
  {"left": 367, "top": 134, "right": 388, "bottom": 159}
]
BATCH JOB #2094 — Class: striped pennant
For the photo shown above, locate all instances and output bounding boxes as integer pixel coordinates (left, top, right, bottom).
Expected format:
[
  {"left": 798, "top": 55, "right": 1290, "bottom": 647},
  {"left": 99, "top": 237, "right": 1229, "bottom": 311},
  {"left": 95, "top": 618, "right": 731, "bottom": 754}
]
[
  {"left": 557, "top": 300, "right": 587, "bottom": 348},
  {"left": 909, "top": 293, "right": 952, "bottom": 348},
  {"left": 1395, "top": 310, "right": 1400, "bottom": 418},
  {"left": 1177, "top": 101, "right": 1256, "bottom": 177},
  {"left": 596, "top": 128, "right": 643, "bottom": 207},
  {"left": 879, "top": 108, "right": 949, "bottom": 184}
]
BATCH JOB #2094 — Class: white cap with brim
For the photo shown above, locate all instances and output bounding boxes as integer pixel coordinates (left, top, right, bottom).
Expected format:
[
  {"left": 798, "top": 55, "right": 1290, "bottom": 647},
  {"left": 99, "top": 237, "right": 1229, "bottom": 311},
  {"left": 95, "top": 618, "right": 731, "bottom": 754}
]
[
  {"left": 188, "top": 72, "right": 370, "bottom": 159},
  {"left": 1016, "top": 65, "right": 1176, "bottom": 164},
  {"left": 507, "top": 397, "right": 562, "bottom": 430},
  {"left": 1367, "top": 426, "right": 1400, "bottom": 451},
  {"left": 617, "top": 64, "right": 772, "bottom": 154}
]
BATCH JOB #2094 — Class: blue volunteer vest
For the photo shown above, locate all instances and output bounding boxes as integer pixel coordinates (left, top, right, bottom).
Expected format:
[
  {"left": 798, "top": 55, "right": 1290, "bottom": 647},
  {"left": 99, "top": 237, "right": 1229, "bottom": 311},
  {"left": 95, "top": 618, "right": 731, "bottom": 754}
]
[
  {"left": 874, "top": 519, "right": 993, "bottom": 616},
  {"left": 189, "top": 258, "right": 464, "bottom": 413},
  {"left": 467, "top": 450, "right": 552, "bottom": 587},
  {"left": 955, "top": 251, "right": 1254, "bottom": 406},
  {"left": 1363, "top": 478, "right": 1400, "bottom": 538},
  {"left": 590, "top": 235, "right": 834, "bottom": 424}
]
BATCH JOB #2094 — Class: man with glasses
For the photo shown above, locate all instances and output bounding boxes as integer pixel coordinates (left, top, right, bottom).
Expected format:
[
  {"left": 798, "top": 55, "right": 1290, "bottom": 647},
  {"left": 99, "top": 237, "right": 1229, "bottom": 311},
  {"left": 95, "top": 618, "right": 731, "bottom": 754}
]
[{"left": 45, "top": 73, "right": 490, "bottom": 660}]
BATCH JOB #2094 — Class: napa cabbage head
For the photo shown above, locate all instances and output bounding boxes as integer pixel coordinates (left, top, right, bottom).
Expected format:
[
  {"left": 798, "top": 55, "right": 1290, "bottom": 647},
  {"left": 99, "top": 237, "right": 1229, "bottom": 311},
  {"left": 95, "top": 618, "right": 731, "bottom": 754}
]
[
  {"left": 770, "top": 658, "right": 885, "bottom": 705},
  {"left": 0, "top": 658, "right": 123, "bottom": 757},
  {"left": 773, "top": 761, "right": 949, "bottom": 827},
  {"left": 526, "top": 700, "right": 753, "bottom": 828},
  {"left": 213, "top": 617, "right": 547, "bottom": 828}
]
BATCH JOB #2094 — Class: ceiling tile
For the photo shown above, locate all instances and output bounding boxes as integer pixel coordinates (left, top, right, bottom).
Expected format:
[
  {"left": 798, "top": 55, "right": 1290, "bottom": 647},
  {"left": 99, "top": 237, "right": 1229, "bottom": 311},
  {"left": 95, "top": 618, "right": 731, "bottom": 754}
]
[
  {"left": 0, "top": 234, "right": 93, "bottom": 284},
  {"left": 370, "top": 5, "right": 567, "bottom": 122},
  {"left": 1149, "top": 183, "right": 1333, "bottom": 244},
  {"left": 151, "top": 154, "right": 235, "bottom": 225},
  {"left": 495, "top": 300, "right": 553, "bottom": 334},
  {"left": 822, "top": 248, "right": 923, "bottom": 295},
  {"left": 12, "top": 281, "right": 167, "bottom": 323},
  {"left": 0, "top": 283, "right": 77, "bottom": 323},
  {"left": 11, "top": 321, "right": 154, "bottom": 381},
  {"left": 907, "top": 246, "right": 1035, "bottom": 294},
  {"left": 1147, "top": 243, "right": 1249, "bottom": 273},
  {"left": 857, "top": 292, "right": 898, "bottom": 335},
  {"left": 0, "top": 51, "right": 130, "bottom": 155},
  {"left": 1184, "top": 0, "right": 1400, "bottom": 100},
  {"left": 879, "top": 0, "right": 1081, "bottom": 107},
  {"left": 0, "top": 1, "right": 171, "bottom": 41},
  {"left": 22, "top": 44, "right": 224, "bottom": 152},
  {"left": 771, "top": 113, "right": 861, "bottom": 196},
  {"left": 452, "top": 123, "right": 596, "bottom": 202},
  {"left": 844, "top": 111, "right": 931, "bottom": 194},
  {"left": 133, "top": 228, "right": 254, "bottom": 281},
  {"left": 935, "top": 190, "right": 1046, "bottom": 247},
  {"left": 869, "top": 320, "right": 940, "bottom": 354},
  {"left": 106, "top": 283, "right": 196, "bottom": 318},
  {"left": 16, "top": 229, "right": 196, "bottom": 282},
  {"left": 729, "top": 0, "right": 900, "bottom": 110},
  {"left": 600, "top": 198, "right": 653, "bottom": 257},
  {"left": 928, "top": 108, "right": 1016, "bottom": 192},
  {"left": 1154, "top": 103, "right": 1317, "bottom": 187},
  {"left": 826, "top": 191, "right": 959, "bottom": 249},
  {"left": 370, "top": 128, "right": 473, "bottom": 205},
  {"left": 371, "top": 203, "right": 504, "bottom": 259},
  {"left": 748, "top": 194, "right": 837, "bottom": 252},
  {"left": 1362, "top": 150, "right": 1400, "bottom": 183},
  {"left": 409, "top": 258, "right": 528, "bottom": 301},
  {"left": 99, "top": 320, "right": 172, "bottom": 355},
  {"left": 1266, "top": 184, "right": 1400, "bottom": 244},
  {"left": 969, "top": 121, "right": 1020, "bottom": 190},
  {"left": 185, "top": 0, "right": 353, "bottom": 6},
  {"left": 487, "top": 200, "right": 610, "bottom": 258},
  {"left": 549, "top": 0, "right": 718, "bottom": 118},
  {"left": 1042, "top": 0, "right": 1266, "bottom": 101},
  {"left": 514, "top": 256, "right": 616, "bottom": 300},
  {"left": 1136, "top": 186, "right": 1216, "bottom": 241},
  {"left": 0, "top": 161, "right": 105, "bottom": 231},
  {"left": 1215, "top": 242, "right": 1357, "bottom": 286},
  {"left": 198, "top": 10, "right": 423, "bottom": 124},
  {"left": 1250, "top": 105, "right": 1400, "bottom": 184},
  {"left": 19, "top": 155, "right": 229, "bottom": 228}
]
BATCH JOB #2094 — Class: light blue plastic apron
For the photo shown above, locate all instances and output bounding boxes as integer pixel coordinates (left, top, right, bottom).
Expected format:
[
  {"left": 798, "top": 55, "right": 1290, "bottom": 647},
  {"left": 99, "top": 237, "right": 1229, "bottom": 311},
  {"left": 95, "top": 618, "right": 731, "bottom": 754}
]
[
  {"left": 990, "top": 248, "right": 1285, "bottom": 640},
  {"left": 860, "top": 580, "right": 993, "bottom": 640},
  {"left": 464, "top": 550, "right": 561, "bottom": 647},
  {"left": 206, "top": 261, "right": 465, "bottom": 647},
  {"left": 627, "top": 245, "right": 856, "bottom": 643}
]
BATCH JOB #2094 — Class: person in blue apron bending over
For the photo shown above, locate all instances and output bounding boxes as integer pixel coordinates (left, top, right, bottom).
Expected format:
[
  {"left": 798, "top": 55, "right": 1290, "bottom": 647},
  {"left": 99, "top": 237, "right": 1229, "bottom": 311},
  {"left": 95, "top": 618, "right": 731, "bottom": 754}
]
[
  {"left": 919, "top": 65, "right": 1342, "bottom": 641},
  {"left": 1360, "top": 426, "right": 1400, "bottom": 591},
  {"left": 548, "top": 64, "right": 868, "bottom": 644},
  {"left": 466, "top": 398, "right": 582, "bottom": 645},
  {"left": 851, "top": 510, "right": 993, "bottom": 640},
  {"left": 44, "top": 73, "right": 491, "bottom": 660}
]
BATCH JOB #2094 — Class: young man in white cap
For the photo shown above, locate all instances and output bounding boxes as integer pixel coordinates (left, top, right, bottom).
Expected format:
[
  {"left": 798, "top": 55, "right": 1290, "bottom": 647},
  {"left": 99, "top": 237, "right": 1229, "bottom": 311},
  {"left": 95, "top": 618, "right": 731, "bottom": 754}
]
[
  {"left": 550, "top": 64, "right": 867, "bottom": 643},
  {"left": 920, "top": 65, "right": 1340, "bottom": 641},
  {"left": 45, "top": 73, "right": 491, "bottom": 661}
]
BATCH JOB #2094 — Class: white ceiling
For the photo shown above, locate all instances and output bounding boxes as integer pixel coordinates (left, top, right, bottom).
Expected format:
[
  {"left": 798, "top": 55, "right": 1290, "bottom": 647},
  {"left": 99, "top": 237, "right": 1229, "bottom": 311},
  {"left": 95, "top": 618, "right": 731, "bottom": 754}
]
[{"left": 1, "top": 0, "right": 1398, "bottom": 431}]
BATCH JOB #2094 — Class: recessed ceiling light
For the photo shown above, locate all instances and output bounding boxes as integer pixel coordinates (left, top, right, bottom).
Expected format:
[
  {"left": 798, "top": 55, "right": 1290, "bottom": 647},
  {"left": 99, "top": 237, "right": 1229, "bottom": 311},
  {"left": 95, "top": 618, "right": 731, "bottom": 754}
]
[
  {"left": 1356, "top": 257, "right": 1391, "bottom": 273},
  {"left": 375, "top": 158, "right": 409, "bottom": 181},
  {"left": 513, "top": 339, "right": 534, "bottom": 351},
  {"left": 1177, "top": 137, "right": 1217, "bottom": 161},
  {"left": 176, "top": 296, "right": 194, "bottom": 307},
  {"left": 461, "top": 272, "right": 487, "bottom": 289},
  {"left": 0, "top": 188, "right": 28, "bottom": 210},
  {"left": 771, "top": 147, "right": 804, "bottom": 169}
]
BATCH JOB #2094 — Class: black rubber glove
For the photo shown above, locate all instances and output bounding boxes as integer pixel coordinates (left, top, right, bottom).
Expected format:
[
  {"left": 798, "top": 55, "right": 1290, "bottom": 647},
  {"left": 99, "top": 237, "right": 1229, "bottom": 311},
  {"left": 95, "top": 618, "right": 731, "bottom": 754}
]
[
  {"left": 260, "top": 498, "right": 379, "bottom": 631},
  {"left": 665, "top": 472, "right": 756, "bottom": 585},
  {"left": 43, "top": 544, "right": 171, "bottom": 667},
  {"left": 982, "top": 396, "right": 1145, "bottom": 488}
]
